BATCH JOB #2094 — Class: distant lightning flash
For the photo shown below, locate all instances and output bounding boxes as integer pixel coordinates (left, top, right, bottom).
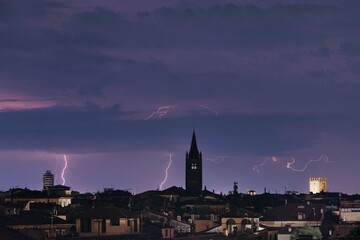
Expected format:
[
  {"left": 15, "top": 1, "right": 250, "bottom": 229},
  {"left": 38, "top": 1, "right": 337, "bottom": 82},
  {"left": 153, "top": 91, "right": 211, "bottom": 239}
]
[
  {"left": 252, "top": 156, "right": 278, "bottom": 173},
  {"left": 253, "top": 155, "right": 333, "bottom": 173},
  {"left": 145, "top": 103, "right": 219, "bottom": 119},
  {"left": 287, "top": 155, "right": 331, "bottom": 172},
  {"left": 61, "top": 154, "right": 68, "bottom": 185},
  {"left": 55, "top": 154, "right": 59, "bottom": 176},
  {"left": 197, "top": 104, "right": 219, "bottom": 116},
  {"left": 159, "top": 154, "right": 172, "bottom": 190},
  {"left": 205, "top": 156, "right": 232, "bottom": 164},
  {"left": 145, "top": 105, "right": 177, "bottom": 120}
]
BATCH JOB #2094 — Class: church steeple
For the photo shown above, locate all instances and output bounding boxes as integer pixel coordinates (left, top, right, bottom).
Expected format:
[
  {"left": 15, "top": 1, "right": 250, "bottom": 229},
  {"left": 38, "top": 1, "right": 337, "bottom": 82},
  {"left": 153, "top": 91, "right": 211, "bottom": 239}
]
[
  {"left": 189, "top": 130, "right": 199, "bottom": 158},
  {"left": 186, "top": 130, "right": 202, "bottom": 196}
]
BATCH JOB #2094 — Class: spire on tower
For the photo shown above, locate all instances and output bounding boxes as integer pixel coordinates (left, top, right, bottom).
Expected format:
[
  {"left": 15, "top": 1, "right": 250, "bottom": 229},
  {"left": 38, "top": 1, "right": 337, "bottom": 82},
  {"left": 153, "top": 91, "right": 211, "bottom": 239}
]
[
  {"left": 189, "top": 130, "right": 199, "bottom": 158},
  {"left": 185, "top": 130, "right": 203, "bottom": 196}
]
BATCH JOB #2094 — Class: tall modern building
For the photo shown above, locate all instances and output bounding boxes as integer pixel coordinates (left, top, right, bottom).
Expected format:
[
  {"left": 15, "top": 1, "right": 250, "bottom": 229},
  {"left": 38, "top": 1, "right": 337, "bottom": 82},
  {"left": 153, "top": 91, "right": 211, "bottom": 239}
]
[
  {"left": 185, "top": 131, "right": 202, "bottom": 196},
  {"left": 43, "top": 170, "right": 54, "bottom": 190},
  {"left": 309, "top": 177, "right": 327, "bottom": 194}
]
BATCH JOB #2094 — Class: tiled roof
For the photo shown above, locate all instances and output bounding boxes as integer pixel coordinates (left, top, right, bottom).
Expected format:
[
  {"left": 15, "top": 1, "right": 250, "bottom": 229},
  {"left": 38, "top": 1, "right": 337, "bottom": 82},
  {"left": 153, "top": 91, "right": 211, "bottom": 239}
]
[
  {"left": 340, "top": 201, "right": 360, "bottom": 208},
  {"left": 221, "top": 208, "right": 262, "bottom": 218},
  {"left": 0, "top": 225, "right": 32, "bottom": 240},
  {"left": 3, "top": 200, "right": 29, "bottom": 209},
  {"left": 161, "top": 186, "right": 187, "bottom": 195},
  {"left": 181, "top": 197, "right": 225, "bottom": 206},
  {"left": 262, "top": 203, "right": 325, "bottom": 221},
  {"left": 0, "top": 211, "right": 70, "bottom": 226},
  {"left": 80, "top": 207, "right": 136, "bottom": 219}
]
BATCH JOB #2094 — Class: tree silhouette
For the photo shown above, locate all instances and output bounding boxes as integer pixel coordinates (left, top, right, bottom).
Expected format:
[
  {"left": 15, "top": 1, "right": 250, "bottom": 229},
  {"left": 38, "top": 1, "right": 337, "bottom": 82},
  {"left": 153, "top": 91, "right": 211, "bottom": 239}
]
[{"left": 290, "top": 225, "right": 322, "bottom": 240}]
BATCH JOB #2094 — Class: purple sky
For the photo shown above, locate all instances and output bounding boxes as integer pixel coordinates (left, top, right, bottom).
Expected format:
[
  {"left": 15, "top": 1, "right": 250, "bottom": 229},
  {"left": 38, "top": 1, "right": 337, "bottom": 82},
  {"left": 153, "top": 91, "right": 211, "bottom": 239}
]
[{"left": 1, "top": 0, "right": 360, "bottom": 194}]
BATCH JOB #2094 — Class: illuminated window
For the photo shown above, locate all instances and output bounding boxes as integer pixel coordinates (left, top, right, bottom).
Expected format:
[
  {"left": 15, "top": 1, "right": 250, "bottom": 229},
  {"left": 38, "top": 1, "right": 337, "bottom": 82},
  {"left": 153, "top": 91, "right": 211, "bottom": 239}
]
[{"left": 191, "top": 163, "right": 197, "bottom": 170}]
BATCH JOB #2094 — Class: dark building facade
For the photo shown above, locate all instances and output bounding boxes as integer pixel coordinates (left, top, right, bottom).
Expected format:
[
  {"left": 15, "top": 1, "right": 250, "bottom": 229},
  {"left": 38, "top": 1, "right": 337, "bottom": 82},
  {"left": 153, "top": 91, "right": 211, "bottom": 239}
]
[{"left": 185, "top": 131, "right": 202, "bottom": 196}]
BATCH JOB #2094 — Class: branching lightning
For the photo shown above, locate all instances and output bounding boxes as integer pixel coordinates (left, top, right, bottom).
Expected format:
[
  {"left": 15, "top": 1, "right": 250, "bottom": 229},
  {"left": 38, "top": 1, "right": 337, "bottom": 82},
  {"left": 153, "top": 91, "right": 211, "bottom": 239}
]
[
  {"left": 159, "top": 154, "right": 172, "bottom": 190},
  {"left": 61, "top": 154, "right": 68, "bottom": 186},
  {"left": 252, "top": 156, "right": 278, "bottom": 173},
  {"left": 145, "top": 103, "right": 219, "bottom": 120},
  {"left": 252, "top": 154, "right": 333, "bottom": 173},
  {"left": 286, "top": 154, "right": 331, "bottom": 172},
  {"left": 145, "top": 105, "right": 177, "bottom": 120}
]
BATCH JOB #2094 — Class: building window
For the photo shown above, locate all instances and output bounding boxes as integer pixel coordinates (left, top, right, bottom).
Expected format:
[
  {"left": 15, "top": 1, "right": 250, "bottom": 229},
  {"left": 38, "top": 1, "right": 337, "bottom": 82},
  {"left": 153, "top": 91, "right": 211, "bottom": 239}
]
[
  {"left": 127, "top": 219, "right": 131, "bottom": 227},
  {"left": 134, "top": 219, "right": 138, "bottom": 233},
  {"left": 165, "top": 229, "right": 168, "bottom": 237},
  {"left": 110, "top": 218, "right": 120, "bottom": 226},
  {"left": 61, "top": 229, "right": 66, "bottom": 236},
  {"left": 102, "top": 219, "right": 106, "bottom": 233},
  {"left": 80, "top": 218, "right": 92, "bottom": 233},
  {"left": 297, "top": 212, "right": 305, "bottom": 220}
]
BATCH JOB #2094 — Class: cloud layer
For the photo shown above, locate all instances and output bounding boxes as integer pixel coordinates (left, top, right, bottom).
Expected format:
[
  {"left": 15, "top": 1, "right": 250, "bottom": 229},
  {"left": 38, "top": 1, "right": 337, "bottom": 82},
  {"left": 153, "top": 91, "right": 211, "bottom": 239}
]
[{"left": 1, "top": 0, "right": 360, "bottom": 193}]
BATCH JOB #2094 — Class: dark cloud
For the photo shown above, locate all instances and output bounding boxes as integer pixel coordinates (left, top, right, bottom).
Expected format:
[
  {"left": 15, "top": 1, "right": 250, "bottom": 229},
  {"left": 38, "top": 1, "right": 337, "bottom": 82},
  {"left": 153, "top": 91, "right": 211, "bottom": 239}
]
[
  {"left": 309, "top": 46, "right": 331, "bottom": 58},
  {"left": 345, "top": 60, "right": 360, "bottom": 75},
  {"left": 2, "top": 0, "right": 360, "bottom": 101},
  {"left": 0, "top": 0, "right": 67, "bottom": 24},
  {"left": 1, "top": 104, "right": 360, "bottom": 156},
  {"left": 0, "top": 98, "right": 55, "bottom": 102},
  {"left": 338, "top": 41, "right": 360, "bottom": 56},
  {"left": 305, "top": 69, "right": 337, "bottom": 78},
  {"left": 1, "top": 0, "right": 360, "bottom": 111},
  {"left": 2, "top": 0, "right": 360, "bottom": 193}
]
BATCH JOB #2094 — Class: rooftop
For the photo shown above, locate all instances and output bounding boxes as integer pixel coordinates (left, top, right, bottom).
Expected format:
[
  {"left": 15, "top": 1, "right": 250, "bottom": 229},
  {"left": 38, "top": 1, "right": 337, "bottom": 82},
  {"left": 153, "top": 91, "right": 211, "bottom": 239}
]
[{"left": 79, "top": 207, "right": 136, "bottom": 219}]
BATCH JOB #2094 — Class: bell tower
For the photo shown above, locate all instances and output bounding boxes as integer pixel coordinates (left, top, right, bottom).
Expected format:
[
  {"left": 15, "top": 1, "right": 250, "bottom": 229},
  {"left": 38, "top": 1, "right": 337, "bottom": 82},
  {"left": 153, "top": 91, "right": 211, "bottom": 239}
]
[{"left": 185, "top": 130, "right": 202, "bottom": 196}]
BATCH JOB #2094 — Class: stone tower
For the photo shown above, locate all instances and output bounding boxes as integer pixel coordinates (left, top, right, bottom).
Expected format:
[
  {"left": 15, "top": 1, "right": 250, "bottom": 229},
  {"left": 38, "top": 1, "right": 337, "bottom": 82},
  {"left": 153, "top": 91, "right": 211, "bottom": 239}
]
[
  {"left": 309, "top": 177, "right": 327, "bottom": 194},
  {"left": 43, "top": 170, "right": 54, "bottom": 190},
  {"left": 185, "top": 131, "right": 202, "bottom": 196}
]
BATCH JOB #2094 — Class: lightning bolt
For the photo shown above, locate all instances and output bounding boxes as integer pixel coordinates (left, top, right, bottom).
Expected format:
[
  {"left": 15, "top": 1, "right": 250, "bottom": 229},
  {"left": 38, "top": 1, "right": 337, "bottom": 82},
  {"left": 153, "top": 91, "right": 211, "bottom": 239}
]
[
  {"left": 197, "top": 104, "right": 219, "bottom": 116},
  {"left": 205, "top": 156, "right": 232, "bottom": 164},
  {"left": 286, "top": 154, "right": 331, "bottom": 172},
  {"left": 55, "top": 154, "right": 59, "bottom": 177},
  {"left": 61, "top": 154, "right": 68, "bottom": 185},
  {"left": 252, "top": 156, "right": 278, "bottom": 173},
  {"left": 145, "top": 103, "right": 219, "bottom": 119},
  {"left": 159, "top": 154, "right": 172, "bottom": 190},
  {"left": 145, "top": 105, "right": 177, "bottom": 120}
]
